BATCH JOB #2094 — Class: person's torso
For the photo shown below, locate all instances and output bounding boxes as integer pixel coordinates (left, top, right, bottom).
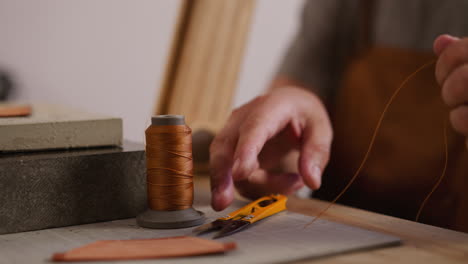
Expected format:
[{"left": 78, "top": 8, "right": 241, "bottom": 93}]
[{"left": 308, "top": 0, "right": 468, "bottom": 232}]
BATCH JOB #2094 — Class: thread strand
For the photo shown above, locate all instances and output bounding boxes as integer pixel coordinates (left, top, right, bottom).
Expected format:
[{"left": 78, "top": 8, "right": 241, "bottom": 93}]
[
  {"left": 415, "top": 120, "right": 448, "bottom": 221},
  {"left": 305, "top": 60, "right": 436, "bottom": 227}
]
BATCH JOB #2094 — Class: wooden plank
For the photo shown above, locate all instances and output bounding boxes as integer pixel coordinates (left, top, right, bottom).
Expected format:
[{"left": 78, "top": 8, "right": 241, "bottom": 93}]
[
  {"left": 156, "top": 0, "right": 256, "bottom": 133},
  {"left": 156, "top": 0, "right": 193, "bottom": 117}
]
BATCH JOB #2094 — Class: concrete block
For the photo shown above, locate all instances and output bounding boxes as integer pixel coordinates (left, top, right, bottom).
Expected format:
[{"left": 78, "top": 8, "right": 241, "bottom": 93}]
[
  {"left": 0, "top": 103, "right": 122, "bottom": 151},
  {"left": 0, "top": 141, "right": 146, "bottom": 235}
]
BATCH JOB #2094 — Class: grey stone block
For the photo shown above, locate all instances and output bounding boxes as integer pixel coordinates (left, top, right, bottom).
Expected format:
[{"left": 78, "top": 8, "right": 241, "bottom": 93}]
[
  {"left": 0, "top": 103, "right": 122, "bottom": 152},
  {"left": 0, "top": 141, "right": 146, "bottom": 235}
]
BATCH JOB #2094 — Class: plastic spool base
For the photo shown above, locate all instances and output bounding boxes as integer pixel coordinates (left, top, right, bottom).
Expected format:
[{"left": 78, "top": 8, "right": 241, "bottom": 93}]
[{"left": 137, "top": 208, "right": 205, "bottom": 229}]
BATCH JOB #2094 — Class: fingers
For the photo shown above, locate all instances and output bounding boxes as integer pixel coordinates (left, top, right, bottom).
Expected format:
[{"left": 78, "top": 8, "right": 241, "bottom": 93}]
[
  {"left": 231, "top": 89, "right": 332, "bottom": 191},
  {"left": 234, "top": 170, "right": 304, "bottom": 200},
  {"left": 435, "top": 35, "right": 468, "bottom": 145},
  {"left": 435, "top": 37, "right": 468, "bottom": 85},
  {"left": 298, "top": 113, "right": 333, "bottom": 190},
  {"left": 211, "top": 87, "right": 333, "bottom": 209},
  {"left": 449, "top": 105, "right": 468, "bottom": 136},
  {"left": 209, "top": 153, "right": 235, "bottom": 211},
  {"left": 232, "top": 95, "right": 293, "bottom": 181},
  {"left": 441, "top": 64, "right": 468, "bottom": 107},
  {"left": 257, "top": 123, "right": 301, "bottom": 170},
  {"left": 433, "top": 34, "right": 459, "bottom": 56},
  {"left": 209, "top": 104, "right": 251, "bottom": 211}
]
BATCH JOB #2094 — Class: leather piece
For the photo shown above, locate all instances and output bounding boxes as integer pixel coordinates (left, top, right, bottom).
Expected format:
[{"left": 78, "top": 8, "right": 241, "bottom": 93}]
[
  {"left": 52, "top": 236, "right": 236, "bottom": 261},
  {"left": 0, "top": 104, "right": 31, "bottom": 117}
]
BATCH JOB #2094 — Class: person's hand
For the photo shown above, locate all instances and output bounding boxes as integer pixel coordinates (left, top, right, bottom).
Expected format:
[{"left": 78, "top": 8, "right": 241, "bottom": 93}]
[
  {"left": 434, "top": 34, "right": 468, "bottom": 148},
  {"left": 209, "top": 86, "right": 333, "bottom": 211}
]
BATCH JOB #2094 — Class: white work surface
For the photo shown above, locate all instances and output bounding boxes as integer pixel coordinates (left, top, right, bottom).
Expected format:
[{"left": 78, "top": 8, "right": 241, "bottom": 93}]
[{"left": 0, "top": 202, "right": 400, "bottom": 264}]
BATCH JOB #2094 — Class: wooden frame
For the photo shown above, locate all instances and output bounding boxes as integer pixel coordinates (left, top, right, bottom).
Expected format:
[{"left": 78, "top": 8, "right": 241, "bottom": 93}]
[{"left": 156, "top": 0, "right": 256, "bottom": 133}]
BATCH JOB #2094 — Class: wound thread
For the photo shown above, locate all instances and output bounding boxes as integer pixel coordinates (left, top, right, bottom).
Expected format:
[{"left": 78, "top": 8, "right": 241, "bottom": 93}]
[{"left": 145, "top": 123, "right": 194, "bottom": 211}]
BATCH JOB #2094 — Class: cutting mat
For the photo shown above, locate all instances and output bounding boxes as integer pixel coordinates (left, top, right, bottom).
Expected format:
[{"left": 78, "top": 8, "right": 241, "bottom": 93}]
[{"left": 0, "top": 202, "right": 400, "bottom": 264}]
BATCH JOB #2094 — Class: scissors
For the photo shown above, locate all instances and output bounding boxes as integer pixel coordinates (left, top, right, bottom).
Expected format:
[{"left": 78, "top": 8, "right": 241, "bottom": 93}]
[{"left": 192, "top": 194, "right": 287, "bottom": 238}]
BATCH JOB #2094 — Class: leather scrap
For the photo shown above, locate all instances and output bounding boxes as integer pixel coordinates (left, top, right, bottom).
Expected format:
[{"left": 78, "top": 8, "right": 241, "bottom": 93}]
[
  {"left": 52, "top": 236, "right": 236, "bottom": 262},
  {"left": 0, "top": 104, "right": 31, "bottom": 117}
]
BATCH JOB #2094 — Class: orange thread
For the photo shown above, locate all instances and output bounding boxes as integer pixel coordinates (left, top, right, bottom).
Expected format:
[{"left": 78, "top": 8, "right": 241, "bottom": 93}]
[
  {"left": 415, "top": 120, "right": 448, "bottom": 221},
  {"left": 306, "top": 60, "right": 437, "bottom": 227},
  {"left": 145, "top": 124, "right": 194, "bottom": 211}
]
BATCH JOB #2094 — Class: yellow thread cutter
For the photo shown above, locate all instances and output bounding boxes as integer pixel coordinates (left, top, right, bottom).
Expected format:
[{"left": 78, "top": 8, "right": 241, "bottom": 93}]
[{"left": 192, "top": 194, "right": 287, "bottom": 238}]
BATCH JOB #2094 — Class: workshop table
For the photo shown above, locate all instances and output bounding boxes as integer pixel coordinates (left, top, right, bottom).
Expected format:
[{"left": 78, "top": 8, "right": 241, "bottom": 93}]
[
  {"left": 193, "top": 176, "right": 468, "bottom": 263},
  {"left": 1, "top": 176, "right": 467, "bottom": 264}
]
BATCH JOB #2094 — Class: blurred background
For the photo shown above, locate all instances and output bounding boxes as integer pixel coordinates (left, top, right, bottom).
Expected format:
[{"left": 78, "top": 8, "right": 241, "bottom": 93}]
[{"left": 0, "top": 0, "right": 303, "bottom": 142}]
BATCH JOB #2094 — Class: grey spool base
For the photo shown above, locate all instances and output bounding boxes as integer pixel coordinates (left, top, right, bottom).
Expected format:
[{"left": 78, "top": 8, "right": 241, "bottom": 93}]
[
  {"left": 151, "top": 115, "right": 185, "bottom": 126},
  {"left": 136, "top": 208, "right": 205, "bottom": 229}
]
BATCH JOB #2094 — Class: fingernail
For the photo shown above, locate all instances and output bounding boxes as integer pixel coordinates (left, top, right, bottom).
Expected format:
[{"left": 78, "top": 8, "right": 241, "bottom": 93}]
[
  {"left": 211, "top": 187, "right": 222, "bottom": 210},
  {"left": 232, "top": 159, "right": 240, "bottom": 178},
  {"left": 310, "top": 164, "right": 322, "bottom": 186},
  {"left": 212, "top": 187, "right": 231, "bottom": 211},
  {"left": 446, "top": 34, "right": 460, "bottom": 41}
]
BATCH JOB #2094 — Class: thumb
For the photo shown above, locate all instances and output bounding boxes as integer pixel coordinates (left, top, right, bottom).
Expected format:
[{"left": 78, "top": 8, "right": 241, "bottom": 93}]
[
  {"left": 434, "top": 34, "right": 460, "bottom": 57},
  {"left": 298, "top": 118, "right": 332, "bottom": 190}
]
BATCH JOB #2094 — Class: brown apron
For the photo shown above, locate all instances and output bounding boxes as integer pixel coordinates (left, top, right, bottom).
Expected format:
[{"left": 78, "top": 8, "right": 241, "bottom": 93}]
[{"left": 317, "top": 44, "right": 468, "bottom": 232}]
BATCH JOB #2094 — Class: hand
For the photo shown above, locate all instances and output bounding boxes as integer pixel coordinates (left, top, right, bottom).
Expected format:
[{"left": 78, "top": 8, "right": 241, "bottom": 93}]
[
  {"left": 209, "top": 86, "right": 333, "bottom": 211},
  {"left": 434, "top": 34, "right": 468, "bottom": 148}
]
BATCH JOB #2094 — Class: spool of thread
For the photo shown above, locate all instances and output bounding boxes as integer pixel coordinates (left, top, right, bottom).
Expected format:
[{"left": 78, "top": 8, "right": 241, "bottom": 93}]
[{"left": 137, "top": 115, "right": 204, "bottom": 229}]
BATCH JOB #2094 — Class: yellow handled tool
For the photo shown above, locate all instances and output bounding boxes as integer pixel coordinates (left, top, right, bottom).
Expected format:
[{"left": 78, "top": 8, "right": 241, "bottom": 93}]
[{"left": 192, "top": 194, "right": 287, "bottom": 238}]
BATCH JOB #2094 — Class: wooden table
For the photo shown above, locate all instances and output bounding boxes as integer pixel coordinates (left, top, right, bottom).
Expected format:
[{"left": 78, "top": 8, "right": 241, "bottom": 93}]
[{"left": 194, "top": 177, "right": 468, "bottom": 263}]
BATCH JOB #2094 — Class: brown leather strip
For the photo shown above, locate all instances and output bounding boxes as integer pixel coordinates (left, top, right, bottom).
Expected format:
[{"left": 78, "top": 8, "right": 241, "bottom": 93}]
[
  {"left": 0, "top": 104, "right": 32, "bottom": 117},
  {"left": 52, "top": 236, "right": 236, "bottom": 261}
]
